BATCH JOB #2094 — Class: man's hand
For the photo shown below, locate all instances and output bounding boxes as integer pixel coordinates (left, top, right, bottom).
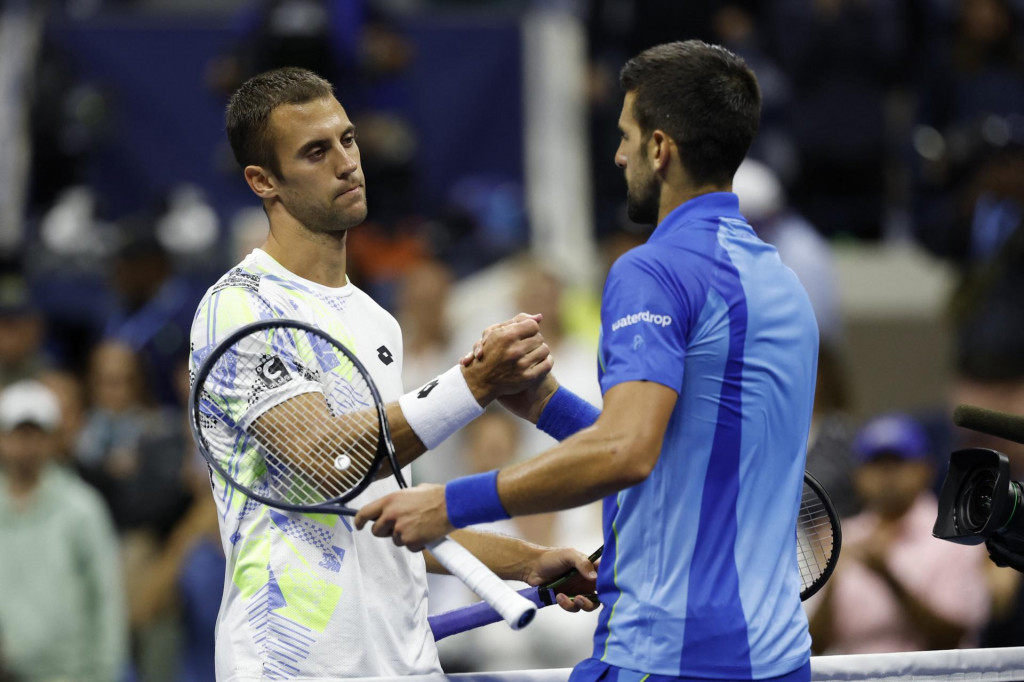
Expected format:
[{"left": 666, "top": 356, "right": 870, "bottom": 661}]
[
  {"left": 461, "top": 313, "right": 557, "bottom": 421},
  {"left": 460, "top": 313, "right": 553, "bottom": 406},
  {"left": 354, "top": 484, "right": 452, "bottom": 552},
  {"left": 525, "top": 547, "right": 601, "bottom": 613}
]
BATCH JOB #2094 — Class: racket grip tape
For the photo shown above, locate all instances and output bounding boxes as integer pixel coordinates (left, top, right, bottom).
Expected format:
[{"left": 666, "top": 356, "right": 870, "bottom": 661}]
[
  {"left": 426, "top": 538, "right": 538, "bottom": 630},
  {"left": 429, "top": 586, "right": 550, "bottom": 641}
]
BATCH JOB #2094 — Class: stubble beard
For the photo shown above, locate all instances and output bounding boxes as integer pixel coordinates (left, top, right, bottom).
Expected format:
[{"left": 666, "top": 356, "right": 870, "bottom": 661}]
[
  {"left": 626, "top": 172, "right": 660, "bottom": 226},
  {"left": 293, "top": 193, "right": 368, "bottom": 236}
]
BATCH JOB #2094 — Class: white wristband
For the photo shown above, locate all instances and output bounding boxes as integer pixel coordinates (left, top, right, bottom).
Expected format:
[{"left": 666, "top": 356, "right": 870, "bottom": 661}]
[{"left": 399, "top": 365, "right": 485, "bottom": 450}]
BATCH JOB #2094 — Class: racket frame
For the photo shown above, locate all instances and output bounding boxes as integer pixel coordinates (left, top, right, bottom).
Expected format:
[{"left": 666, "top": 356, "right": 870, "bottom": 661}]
[
  {"left": 798, "top": 470, "right": 842, "bottom": 601},
  {"left": 189, "top": 318, "right": 397, "bottom": 515},
  {"left": 190, "top": 318, "right": 537, "bottom": 630}
]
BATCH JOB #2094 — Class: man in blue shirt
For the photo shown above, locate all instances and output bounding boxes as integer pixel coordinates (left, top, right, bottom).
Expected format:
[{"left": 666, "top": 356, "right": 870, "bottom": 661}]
[{"left": 357, "top": 40, "right": 818, "bottom": 682}]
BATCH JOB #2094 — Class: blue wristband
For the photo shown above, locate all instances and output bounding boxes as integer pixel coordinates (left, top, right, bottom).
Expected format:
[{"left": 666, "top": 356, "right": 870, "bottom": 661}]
[
  {"left": 445, "top": 470, "right": 510, "bottom": 528},
  {"left": 536, "top": 386, "right": 601, "bottom": 441}
]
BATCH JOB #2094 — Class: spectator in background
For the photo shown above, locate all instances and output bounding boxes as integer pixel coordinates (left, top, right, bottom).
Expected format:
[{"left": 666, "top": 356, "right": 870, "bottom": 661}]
[
  {"left": 0, "top": 379, "right": 127, "bottom": 682},
  {"left": 770, "top": 0, "right": 906, "bottom": 241},
  {"left": 75, "top": 340, "right": 189, "bottom": 682},
  {"left": 943, "top": 144, "right": 1024, "bottom": 642},
  {"left": 917, "top": 0, "right": 1024, "bottom": 143},
  {"left": 76, "top": 340, "right": 188, "bottom": 535},
  {"left": 127, "top": 358, "right": 224, "bottom": 682},
  {"left": 38, "top": 368, "right": 86, "bottom": 464},
  {"left": 710, "top": 4, "right": 796, "bottom": 182},
  {"left": 105, "top": 234, "right": 205, "bottom": 408},
  {"left": 0, "top": 274, "right": 49, "bottom": 389},
  {"left": 912, "top": 0, "right": 1024, "bottom": 263},
  {"left": 131, "top": 456, "right": 223, "bottom": 682},
  {"left": 807, "top": 413, "right": 991, "bottom": 654}
]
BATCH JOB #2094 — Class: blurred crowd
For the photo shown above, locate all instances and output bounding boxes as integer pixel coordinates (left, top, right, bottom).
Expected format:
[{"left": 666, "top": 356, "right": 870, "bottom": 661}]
[{"left": 1, "top": 0, "right": 1024, "bottom": 680}]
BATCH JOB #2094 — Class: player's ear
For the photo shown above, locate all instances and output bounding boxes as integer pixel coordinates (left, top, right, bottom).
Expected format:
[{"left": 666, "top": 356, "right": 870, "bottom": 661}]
[
  {"left": 649, "top": 130, "right": 670, "bottom": 173},
  {"left": 244, "top": 165, "right": 278, "bottom": 199}
]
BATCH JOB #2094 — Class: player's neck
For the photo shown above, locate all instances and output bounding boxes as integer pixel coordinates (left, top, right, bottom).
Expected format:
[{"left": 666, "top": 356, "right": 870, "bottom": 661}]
[
  {"left": 657, "top": 182, "right": 732, "bottom": 225},
  {"left": 263, "top": 223, "right": 349, "bottom": 288}
]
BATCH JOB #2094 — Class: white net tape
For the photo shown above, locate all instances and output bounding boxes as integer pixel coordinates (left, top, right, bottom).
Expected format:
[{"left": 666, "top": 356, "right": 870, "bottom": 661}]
[
  {"left": 809, "top": 647, "right": 1024, "bottom": 681},
  {"left": 333, "top": 647, "right": 1024, "bottom": 682}
]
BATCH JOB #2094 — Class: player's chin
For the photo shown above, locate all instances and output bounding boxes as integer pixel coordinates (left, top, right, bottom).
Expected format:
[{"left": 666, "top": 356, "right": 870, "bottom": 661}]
[{"left": 332, "top": 206, "right": 368, "bottom": 232}]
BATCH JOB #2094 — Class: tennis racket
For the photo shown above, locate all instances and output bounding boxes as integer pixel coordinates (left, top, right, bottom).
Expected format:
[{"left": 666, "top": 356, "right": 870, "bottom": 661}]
[
  {"left": 189, "top": 318, "right": 536, "bottom": 631},
  {"left": 428, "top": 470, "right": 841, "bottom": 640}
]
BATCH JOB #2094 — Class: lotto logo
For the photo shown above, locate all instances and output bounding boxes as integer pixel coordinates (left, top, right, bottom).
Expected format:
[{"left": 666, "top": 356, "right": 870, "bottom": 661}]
[{"left": 417, "top": 379, "right": 439, "bottom": 398}]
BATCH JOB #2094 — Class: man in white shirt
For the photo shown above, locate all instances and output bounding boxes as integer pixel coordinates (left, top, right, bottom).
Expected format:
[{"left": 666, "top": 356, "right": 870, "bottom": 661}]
[{"left": 190, "top": 66, "right": 596, "bottom": 680}]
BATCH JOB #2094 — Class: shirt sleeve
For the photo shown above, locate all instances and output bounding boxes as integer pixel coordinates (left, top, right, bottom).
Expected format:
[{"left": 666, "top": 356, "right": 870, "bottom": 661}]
[
  {"left": 191, "top": 286, "right": 323, "bottom": 431},
  {"left": 189, "top": 287, "right": 325, "bottom": 493},
  {"left": 599, "top": 249, "right": 698, "bottom": 396}
]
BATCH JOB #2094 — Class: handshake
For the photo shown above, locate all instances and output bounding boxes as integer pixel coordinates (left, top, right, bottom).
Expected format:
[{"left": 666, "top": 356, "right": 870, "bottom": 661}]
[{"left": 458, "top": 312, "right": 561, "bottom": 424}]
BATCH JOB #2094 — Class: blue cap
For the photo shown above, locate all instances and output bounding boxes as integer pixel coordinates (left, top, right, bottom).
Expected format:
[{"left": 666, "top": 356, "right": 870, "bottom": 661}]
[{"left": 853, "top": 413, "right": 930, "bottom": 462}]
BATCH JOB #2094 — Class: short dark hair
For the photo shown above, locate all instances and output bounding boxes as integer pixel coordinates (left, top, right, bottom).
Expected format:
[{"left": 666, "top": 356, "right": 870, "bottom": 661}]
[
  {"left": 226, "top": 67, "right": 335, "bottom": 176},
  {"left": 620, "top": 40, "right": 761, "bottom": 187}
]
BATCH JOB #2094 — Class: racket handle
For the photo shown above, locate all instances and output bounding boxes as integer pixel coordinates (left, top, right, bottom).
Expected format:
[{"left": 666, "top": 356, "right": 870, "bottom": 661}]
[
  {"left": 429, "top": 586, "right": 549, "bottom": 641},
  {"left": 426, "top": 538, "right": 538, "bottom": 630}
]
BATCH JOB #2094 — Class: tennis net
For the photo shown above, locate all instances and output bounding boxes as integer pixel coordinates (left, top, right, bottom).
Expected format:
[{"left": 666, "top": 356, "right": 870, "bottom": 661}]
[{"left": 341, "top": 647, "right": 1024, "bottom": 682}]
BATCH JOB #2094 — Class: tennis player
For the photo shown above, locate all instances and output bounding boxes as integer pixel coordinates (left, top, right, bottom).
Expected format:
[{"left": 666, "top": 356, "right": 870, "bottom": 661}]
[
  {"left": 357, "top": 41, "right": 819, "bottom": 682},
  {"left": 190, "top": 67, "right": 597, "bottom": 680}
]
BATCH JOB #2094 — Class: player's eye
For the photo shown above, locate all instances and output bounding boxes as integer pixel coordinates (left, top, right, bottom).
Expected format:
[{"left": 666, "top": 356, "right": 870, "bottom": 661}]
[
  {"left": 342, "top": 133, "right": 357, "bottom": 147},
  {"left": 308, "top": 148, "right": 325, "bottom": 161}
]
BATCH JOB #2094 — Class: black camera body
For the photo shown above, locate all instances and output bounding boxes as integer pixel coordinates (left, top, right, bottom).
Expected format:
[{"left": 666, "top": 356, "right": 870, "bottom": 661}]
[{"left": 934, "top": 448, "right": 1024, "bottom": 570}]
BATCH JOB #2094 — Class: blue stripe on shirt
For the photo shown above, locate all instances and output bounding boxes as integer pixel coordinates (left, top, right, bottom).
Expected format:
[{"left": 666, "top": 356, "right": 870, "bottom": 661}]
[{"left": 680, "top": 238, "right": 751, "bottom": 676}]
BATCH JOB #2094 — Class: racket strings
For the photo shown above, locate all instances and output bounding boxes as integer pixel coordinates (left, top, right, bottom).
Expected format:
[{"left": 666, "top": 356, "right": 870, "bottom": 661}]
[
  {"left": 198, "top": 327, "right": 386, "bottom": 507},
  {"left": 257, "top": 399, "right": 378, "bottom": 504},
  {"left": 796, "top": 484, "right": 835, "bottom": 592}
]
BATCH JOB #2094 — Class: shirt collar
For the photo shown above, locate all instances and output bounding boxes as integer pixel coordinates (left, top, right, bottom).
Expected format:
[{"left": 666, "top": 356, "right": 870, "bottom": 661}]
[{"left": 650, "top": 191, "right": 744, "bottom": 241}]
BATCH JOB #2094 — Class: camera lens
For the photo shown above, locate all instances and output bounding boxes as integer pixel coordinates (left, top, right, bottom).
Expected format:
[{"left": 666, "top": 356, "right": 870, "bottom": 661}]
[
  {"left": 954, "top": 468, "right": 997, "bottom": 534},
  {"left": 997, "top": 482, "right": 1024, "bottom": 534}
]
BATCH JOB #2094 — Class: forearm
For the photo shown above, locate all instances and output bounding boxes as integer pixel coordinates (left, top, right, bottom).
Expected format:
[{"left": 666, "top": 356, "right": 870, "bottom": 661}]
[
  {"left": 498, "top": 425, "right": 649, "bottom": 517},
  {"left": 354, "top": 381, "right": 672, "bottom": 552},
  {"left": 379, "top": 401, "right": 428, "bottom": 473},
  {"left": 452, "top": 381, "right": 672, "bottom": 522},
  {"left": 382, "top": 365, "right": 484, "bottom": 476},
  {"left": 424, "top": 529, "right": 545, "bottom": 582}
]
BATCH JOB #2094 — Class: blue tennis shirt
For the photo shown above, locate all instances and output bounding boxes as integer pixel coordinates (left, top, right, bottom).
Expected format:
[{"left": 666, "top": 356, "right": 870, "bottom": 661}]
[{"left": 590, "top": 192, "right": 818, "bottom": 680}]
